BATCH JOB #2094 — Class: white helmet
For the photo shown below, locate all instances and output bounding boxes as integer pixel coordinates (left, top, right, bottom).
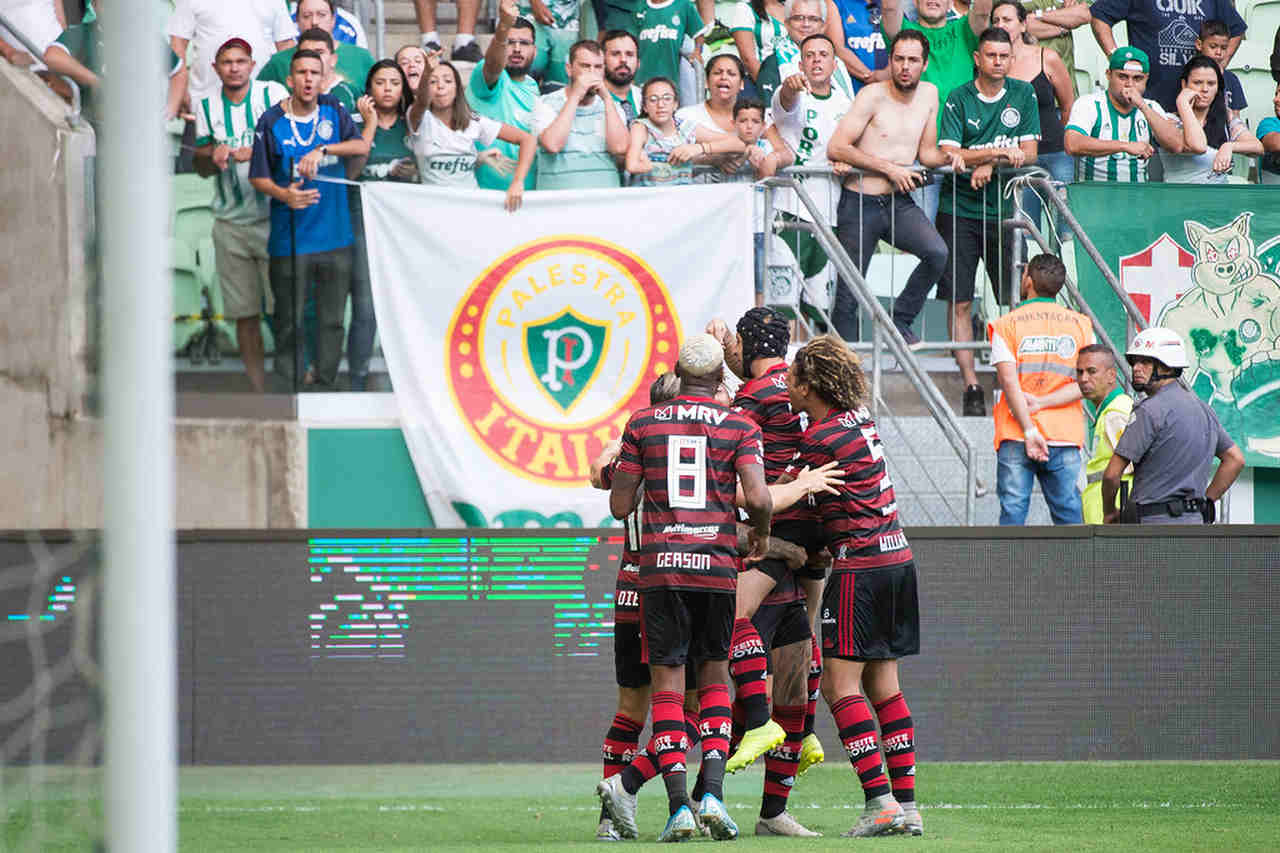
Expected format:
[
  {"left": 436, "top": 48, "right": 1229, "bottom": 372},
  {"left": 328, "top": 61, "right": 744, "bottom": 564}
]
[{"left": 1126, "top": 327, "right": 1188, "bottom": 369}]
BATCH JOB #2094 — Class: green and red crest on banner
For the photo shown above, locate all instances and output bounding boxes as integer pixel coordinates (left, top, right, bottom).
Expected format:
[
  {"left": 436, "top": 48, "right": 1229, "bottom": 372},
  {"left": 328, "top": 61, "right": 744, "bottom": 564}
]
[{"left": 1069, "top": 183, "right": 1280, "bottom": 467}]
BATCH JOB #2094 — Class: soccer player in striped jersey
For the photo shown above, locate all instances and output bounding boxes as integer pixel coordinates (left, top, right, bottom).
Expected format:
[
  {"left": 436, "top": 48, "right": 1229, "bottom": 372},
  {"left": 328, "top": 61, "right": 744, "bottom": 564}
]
[
  {"left": 710, "top": 309, "right": 829, "bottom": 795},
  {"left": 194, "top": 38, "right": 289, "bottom": 392},
  {"left": 785, "top": 335, "right": 922, "bottom": 838},
  {"left": 593, "top": 369, "right": 843, "bottom": 841},
  {"left": 589, "top": 372, "right": 681, "bottom": 842},
  {"left": 598, "top": 334, "right": 772, "bottom": 843}
]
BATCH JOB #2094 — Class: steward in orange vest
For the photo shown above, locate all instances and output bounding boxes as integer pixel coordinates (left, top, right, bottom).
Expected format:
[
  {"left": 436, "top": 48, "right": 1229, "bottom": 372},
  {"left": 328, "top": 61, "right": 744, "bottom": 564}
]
[{"left": 988, "top": 254, "right": 1094, "bottom": 525}]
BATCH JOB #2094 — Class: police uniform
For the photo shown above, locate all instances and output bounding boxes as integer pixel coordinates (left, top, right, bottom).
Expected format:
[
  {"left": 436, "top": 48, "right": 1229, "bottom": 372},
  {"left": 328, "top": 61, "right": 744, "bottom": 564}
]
[{"left": 1113, "top": 381, "right": 1235, "bottom": 524}]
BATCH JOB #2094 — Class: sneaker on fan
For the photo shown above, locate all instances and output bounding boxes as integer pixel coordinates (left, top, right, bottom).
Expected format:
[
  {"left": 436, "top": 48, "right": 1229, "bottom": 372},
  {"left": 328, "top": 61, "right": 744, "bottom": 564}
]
[
  {"left": 840, "top": 794, "right": 905, "bottom": 838},
  {"left": 755, "top": 810, "right": 822, "bottom": 837},
  {"left": 726, "top": 718, "right": 785, "bottom": 773},
  {"left": 657, "top": 804, "right": 699, "bottom": 842},
  {"left": 797, "top": 732, "right": 825, "bottom": 776},
  {"left": 596, "top": 775, "right": 638, "bottom": 839},
  {"left": 595, "top": 817, "right": 621, "bottom": 841}
]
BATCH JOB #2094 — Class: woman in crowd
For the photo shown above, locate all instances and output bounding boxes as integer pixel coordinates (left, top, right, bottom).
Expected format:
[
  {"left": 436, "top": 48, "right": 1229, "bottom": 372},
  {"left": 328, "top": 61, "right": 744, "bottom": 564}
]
[
  {"left": 395, "top": 44, "right": 429, "bottom": 91},
  {"left": 1161, "top": 55, "right": 1262, "bottom": 184},
  {"left": 407, "top": 56, "right": 535, "bottom": 210},
  {"left": 626, "top": 77, "right": 745, "bottom": 186},
  {"left": 990, "top": 0, "right": 1072, "bottom": 232},
  {"left": 676, "top": 54, "right": 746, "bottom": 135},
  {"left": 728, "top": 0, "right": 787, "bottom": 85},
  {"left": 343, "top": 61, "right": 417, "bottom": 391}
]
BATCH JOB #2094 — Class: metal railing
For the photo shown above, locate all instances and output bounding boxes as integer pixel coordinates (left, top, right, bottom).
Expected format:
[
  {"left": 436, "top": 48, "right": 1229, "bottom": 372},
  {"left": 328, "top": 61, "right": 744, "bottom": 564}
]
[
  {"left": 0, "top": 10, "right": 82, "bottom": 125},
  {"left": 760, "top": 166, "right": 979, "bottom": 526}
]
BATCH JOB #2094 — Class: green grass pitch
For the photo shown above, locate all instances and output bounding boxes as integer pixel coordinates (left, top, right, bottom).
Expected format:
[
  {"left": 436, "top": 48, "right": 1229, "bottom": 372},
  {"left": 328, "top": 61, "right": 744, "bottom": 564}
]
[{"left": 8, "top": 761, "right": 1279, "bottom": 850}]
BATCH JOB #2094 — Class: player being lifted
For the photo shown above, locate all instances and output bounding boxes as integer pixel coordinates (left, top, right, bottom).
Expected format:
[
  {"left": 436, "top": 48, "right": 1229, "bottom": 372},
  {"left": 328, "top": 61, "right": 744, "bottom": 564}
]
[
  {"left": 706, "top": 309, "right": 830, "bottom": 835},
  {"left": 591, "top": 369, "right": 844, "bottom": 841},
  {"left": 785, "top": 335, "right": 923, "bottom": 838},
  {"left": 598, "top": 335, "right": 772, "bottom": 843}
]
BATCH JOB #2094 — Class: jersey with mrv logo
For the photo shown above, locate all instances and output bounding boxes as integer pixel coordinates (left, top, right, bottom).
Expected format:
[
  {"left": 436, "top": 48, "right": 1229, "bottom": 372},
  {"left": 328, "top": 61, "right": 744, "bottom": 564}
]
[
  {"left": 787, "top": 407, "right": 913, "bottom": 572},
  {"left": 616, "top": 394, "right": 763, "bottom": 592}
]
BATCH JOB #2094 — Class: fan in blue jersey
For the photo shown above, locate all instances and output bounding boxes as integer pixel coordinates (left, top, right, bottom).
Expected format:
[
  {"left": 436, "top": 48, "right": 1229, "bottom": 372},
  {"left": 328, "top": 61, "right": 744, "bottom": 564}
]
[{"left": 249, "top": 49, "right": 370, "bottom": 390}]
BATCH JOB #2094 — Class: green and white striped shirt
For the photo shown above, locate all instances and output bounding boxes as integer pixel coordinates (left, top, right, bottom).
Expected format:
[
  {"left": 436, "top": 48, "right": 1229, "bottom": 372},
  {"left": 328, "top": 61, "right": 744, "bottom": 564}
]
[
  {"left": 1065, "top": 91, "right": 1169, "bottom": 183},
  {"left": 195, "top": 80, "right": 289, "bottom": 225}
]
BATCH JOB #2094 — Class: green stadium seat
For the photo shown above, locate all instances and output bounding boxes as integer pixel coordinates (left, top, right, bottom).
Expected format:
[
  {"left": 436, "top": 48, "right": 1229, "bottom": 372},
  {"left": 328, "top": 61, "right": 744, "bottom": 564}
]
[
  {"left": 1243, "top": 0, "right": 1280, "bottom": 34},
  {"left": 172, "top": 238, "right": 205, "bottom": 355},
  {"left": 1228, "top": 41, "right": 1277, "bottom": 132}
]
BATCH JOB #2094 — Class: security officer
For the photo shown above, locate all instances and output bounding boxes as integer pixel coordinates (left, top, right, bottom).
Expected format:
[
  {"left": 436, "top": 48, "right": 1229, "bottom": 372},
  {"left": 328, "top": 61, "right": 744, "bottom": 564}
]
[
  {"left": 1076, "top": 344, "right": 1133, "bottom": 524},
  {"left": 1101, "top": 328, "right": 1245, "bottom": 524}
]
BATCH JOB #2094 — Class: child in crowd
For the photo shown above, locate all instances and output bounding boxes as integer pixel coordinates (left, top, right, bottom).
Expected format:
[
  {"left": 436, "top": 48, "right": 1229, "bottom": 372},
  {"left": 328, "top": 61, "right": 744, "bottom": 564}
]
[
  {"left": 722, "top": 97, "right": 790, "bottom": 302},
  {"left": 625, "top": 77, "right": 744, "bottom": 187},
  {"left": 1196, "top": 20, "right": 1247, "bottom": 121}
]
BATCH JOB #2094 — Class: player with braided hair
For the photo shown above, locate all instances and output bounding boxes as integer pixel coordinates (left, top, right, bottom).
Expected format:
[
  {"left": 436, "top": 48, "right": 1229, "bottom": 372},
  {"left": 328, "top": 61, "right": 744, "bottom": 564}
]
[{"left": 787, "top": 335, "right": 923, "bottom": 838}]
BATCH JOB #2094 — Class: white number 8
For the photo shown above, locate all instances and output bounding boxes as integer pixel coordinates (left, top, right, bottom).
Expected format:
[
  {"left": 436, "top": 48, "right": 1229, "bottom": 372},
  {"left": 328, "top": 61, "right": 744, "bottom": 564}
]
[{"left": 667, "top": 436, "right": 708, "bottom": 509}]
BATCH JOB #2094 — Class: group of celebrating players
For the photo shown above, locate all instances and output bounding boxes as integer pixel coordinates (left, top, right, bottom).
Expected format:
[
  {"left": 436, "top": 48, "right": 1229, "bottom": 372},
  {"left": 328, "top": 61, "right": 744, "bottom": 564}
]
[{"left": 588, "top": 308, "right": 922, "bottom": 842}]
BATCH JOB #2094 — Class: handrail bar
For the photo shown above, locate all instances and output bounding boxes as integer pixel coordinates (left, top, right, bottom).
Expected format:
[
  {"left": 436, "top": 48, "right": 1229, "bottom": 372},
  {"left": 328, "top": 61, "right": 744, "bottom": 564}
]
[{"left": 761, "top": 173, "right": 977, "bottom": 525}]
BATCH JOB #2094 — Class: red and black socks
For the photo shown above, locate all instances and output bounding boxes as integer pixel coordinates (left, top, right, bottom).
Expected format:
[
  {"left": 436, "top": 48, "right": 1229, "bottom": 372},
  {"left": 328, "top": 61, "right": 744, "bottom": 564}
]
[
  {"left": 696, "top": 684, "right": 732, "bottom": 801},
  {"left": 875, "top": 692, "right": 916, "bottom": 806},
  {"left": 649, "top": 690, "right": 691, "bottom": 815},
  {"left": 803, "top": 637, "right": 822, "bottom": 738},
  {"left": 830, "top": 694, "right": 890, "bottom": 801},
  {"left": 729, "top": 618, "right": 771, "bottom": 729},
  {"left": 761, "top": 703, "right": 805, "bottom": 818}
]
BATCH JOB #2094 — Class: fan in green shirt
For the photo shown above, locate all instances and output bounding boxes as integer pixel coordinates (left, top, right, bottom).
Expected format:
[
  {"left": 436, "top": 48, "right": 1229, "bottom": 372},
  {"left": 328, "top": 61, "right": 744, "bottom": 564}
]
[
  {"left": 469, "top": 0, "right": 541, "bottom": 190},
  {"left": 882, "top": 0, "right": 992, "bottom": 119},
  {"left": 258, "top": 32, "right": 374, "bottom": 110},
  {"left": 937, "top": 36, "right": 1040, "bottom": 220},
  {"left": 632, "top": 0, "right": 708, "bottom": 86}
]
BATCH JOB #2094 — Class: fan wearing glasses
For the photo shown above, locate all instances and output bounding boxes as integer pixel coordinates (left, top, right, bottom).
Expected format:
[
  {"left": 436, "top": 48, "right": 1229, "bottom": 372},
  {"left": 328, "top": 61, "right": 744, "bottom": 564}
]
[{"left": 625, "top": 77, "right": 746, "bottom": 186}]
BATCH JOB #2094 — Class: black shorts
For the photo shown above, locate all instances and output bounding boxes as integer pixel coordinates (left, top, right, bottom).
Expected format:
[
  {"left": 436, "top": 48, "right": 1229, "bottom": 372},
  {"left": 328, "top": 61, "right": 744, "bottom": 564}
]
[
  {"left": 754, "top": 599, "right": 811, "bottom": 674},
  {"left": 935, "top": 211, "right": 1018, "bottom": 308},
  {"left": 821, "top": 563, "right": 920, "bottom": 661},
  {"left": 640, "top": 588, "right": 735, "bottom": 667},
  {"left": 770, "top": 519, "right": 829, "bottom": 582},
  {"left": 614, "top": 621, "right": 651, "bottom": 688}
]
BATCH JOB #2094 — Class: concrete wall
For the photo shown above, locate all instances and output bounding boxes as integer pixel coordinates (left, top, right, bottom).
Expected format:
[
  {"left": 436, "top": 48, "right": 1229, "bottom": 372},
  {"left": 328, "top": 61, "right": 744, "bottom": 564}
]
[{"left": 0, "top": 64, "right": 307, "bottom": 529}]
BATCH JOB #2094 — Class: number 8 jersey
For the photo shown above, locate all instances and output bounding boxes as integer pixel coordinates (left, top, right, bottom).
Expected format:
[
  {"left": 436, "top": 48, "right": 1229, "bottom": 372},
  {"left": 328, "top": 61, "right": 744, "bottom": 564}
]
[{"left": 616, "top": 394, "right": 764, "bottom": 592}]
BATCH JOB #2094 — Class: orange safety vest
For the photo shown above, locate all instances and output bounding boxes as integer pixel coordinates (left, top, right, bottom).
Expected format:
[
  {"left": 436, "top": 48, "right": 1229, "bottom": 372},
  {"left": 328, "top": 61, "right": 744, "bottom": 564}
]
[{"left": 988, "top": 297, "right": 1092, "bottom": 449}]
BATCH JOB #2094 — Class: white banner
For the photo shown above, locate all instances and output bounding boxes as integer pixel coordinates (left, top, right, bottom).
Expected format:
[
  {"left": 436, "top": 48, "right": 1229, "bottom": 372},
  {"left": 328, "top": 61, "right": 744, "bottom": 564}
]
[{"left": 363, "top": 183, "right": 755, "bottom": 528}]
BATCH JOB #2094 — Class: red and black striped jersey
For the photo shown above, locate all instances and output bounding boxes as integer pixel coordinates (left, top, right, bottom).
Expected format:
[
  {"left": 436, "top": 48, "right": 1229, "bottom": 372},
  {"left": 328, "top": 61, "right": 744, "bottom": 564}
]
[
  {"left": 599, "top": 460, "right": 641, "bottom": 623},
  {"left": 616, "top": 395, "right": 764, "bottom": 592},
  {"left": 733, "top": 362, "right": 811, "bottom": 523},
  {"left": 787, "top": 407, "right": 912, "bottom": 572}
]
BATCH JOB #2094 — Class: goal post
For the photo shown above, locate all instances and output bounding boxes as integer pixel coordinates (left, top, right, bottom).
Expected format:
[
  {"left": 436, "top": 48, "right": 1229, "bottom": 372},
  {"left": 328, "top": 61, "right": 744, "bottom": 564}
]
[{"left": 100, "top": 3, "right": 177, "bottom": 850}]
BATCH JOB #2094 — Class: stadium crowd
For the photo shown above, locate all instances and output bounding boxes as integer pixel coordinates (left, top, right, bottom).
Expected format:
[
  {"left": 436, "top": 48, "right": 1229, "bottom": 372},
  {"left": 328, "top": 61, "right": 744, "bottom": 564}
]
[{"left": 3, "top": 0, "right": 1278, "bottom": 394}]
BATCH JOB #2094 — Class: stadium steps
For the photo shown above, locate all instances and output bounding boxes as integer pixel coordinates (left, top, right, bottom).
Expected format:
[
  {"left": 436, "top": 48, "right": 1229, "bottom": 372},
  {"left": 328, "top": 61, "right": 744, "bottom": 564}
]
[
  {"left": 878, "top": 414, "right": 1055, "bottom": 527},
  {"left": 380, "top": 0, "right": 497, "bottom": 60}
]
